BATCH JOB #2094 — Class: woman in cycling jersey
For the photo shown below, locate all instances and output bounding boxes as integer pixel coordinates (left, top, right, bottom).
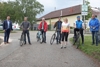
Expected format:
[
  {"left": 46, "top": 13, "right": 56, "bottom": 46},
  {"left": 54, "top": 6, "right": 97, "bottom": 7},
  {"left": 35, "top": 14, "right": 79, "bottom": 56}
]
[{"left": 61, "top": 18, "right": 70, "bottom": 49}]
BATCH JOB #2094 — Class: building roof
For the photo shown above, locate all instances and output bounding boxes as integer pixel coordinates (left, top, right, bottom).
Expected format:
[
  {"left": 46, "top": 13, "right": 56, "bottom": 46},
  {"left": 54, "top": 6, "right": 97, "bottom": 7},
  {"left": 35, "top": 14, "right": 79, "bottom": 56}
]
[
  {"left": 38, "top": 5, "right": 81, "bottom": 20},
  {"left": 38, "top": 5, "right": 100, "bottom": 21},
  {"left": 91, "top": 10, "right": 100, "bottom": 16}
]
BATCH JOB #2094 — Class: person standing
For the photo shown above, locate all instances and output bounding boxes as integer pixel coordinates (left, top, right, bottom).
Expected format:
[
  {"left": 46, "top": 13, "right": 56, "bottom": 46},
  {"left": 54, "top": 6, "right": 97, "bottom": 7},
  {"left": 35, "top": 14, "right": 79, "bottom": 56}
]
[
  {"left": 20, "top": 17, "right": 31, "bottom": 45},
  {"left": 54, "top": 17, "right": 62, "bottom": 44},
  {"left": 73, "top": 16, "right": 84, "bottom": 45},
  {"left": 61, "top": 18, "right": 70, "bottom": 49},
  {"left": 89, "top": 14, "right": 100, "bottom": 46},
  {"left": 3, "top": 16, "right": 13, "bottom": 44},
  {"left": 38, "top": 18, "right": 48, "bottom": 43}
]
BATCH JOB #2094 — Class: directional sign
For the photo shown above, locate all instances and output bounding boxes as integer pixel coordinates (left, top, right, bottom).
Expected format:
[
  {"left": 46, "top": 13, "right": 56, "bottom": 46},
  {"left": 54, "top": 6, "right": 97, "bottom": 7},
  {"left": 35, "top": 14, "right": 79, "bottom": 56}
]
[
  {"left": 82, "top": 5, "right": 88, "bottom": 12},
  {"left": 82, "top": 12, "right": 88, "bottom": 15},
  {"left": 81, "top": 5, "right": 88, "bottom": 15}
]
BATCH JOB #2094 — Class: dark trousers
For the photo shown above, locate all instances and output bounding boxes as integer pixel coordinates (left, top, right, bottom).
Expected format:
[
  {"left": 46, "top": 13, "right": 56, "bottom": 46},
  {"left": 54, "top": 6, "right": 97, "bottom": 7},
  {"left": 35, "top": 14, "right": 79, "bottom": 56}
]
[
  {"left": 56, "top": 31, "right": 61, "bottom": 43},
  {"left": 4, "top": 29, "right": 10, "bottom": 42},
  {"left": 23, "top": 30, "right": 31, "bottom": 44},
  {"left": 41, "top": 30, "right": 46, "bottom": 42},
  {"left": 62, "top": 32, "right": 69, "bottom": 42},
  {"left": 92, "top": 31, "right": 98, "bottom": 46},
  {"left": 74, "top": 28, "right": 84, "bottom": 44}
]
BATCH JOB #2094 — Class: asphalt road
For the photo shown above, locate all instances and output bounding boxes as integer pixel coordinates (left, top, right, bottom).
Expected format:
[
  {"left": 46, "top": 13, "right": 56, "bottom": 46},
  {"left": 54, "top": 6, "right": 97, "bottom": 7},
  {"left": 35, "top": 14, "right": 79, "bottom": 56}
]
[{"left": 0, "top": 31, "right": 99, "bottom": 67}]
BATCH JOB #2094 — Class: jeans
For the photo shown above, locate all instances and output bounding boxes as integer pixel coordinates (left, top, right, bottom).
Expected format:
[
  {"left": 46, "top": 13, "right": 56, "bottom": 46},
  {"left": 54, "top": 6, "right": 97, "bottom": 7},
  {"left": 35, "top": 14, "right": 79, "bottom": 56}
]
[
  {"left": 74, "top": 28, "right": 84, "bottom": 44},
  {"left": 56, "top": 31, "right": 61, "bottom": 43},
  {"left": 41, "top": 30, "right": 46, "bottom": 42},
  {"left": 23, "top": 30, "right": 31, "bottom": 44},
  {"left": 92, "top": 31, "right": 98, "bottom": 46},
  {"left": 4, "top": 29, "right": 10, "bottom": 42}
]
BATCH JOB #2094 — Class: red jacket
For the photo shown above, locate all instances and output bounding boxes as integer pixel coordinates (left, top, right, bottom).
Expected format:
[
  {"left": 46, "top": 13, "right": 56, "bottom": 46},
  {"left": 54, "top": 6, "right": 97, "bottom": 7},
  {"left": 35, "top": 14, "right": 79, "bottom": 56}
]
[{"left": 38, "top": 21, "right": 48, "bottom": 32}]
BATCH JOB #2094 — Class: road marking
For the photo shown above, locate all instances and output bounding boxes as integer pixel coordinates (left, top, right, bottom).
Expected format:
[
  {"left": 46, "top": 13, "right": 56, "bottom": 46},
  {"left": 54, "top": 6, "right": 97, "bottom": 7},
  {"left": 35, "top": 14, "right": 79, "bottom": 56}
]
[{"left": 0, "top": 36, "right": 13, "bottom": 47}]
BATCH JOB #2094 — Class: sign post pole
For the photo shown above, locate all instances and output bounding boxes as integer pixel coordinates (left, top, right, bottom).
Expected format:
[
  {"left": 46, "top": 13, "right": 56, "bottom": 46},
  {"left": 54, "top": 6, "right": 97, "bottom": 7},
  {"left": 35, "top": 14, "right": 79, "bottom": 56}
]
[
  {"left": 82, "top": 0, "right": 88, "bottom": 31},
  {"left": 83, "top": 0, "right": 86, "bottom": 29}
]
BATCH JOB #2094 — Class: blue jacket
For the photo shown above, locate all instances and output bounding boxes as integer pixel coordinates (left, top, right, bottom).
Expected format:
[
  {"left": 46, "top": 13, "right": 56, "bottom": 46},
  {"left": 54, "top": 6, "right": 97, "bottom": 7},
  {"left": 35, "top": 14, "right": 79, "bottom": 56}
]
[
  {"left": 89, "top": 18, "right": 99, "bottom": 31},
  {"left": 76, "top": 20, "right": 83, "bottom": 29},
  {"left": 3, "top": 20, "right": 13, "bottom": 30},
  {"left": 54, "top": 21, "right": 62, "bottom": 31}
]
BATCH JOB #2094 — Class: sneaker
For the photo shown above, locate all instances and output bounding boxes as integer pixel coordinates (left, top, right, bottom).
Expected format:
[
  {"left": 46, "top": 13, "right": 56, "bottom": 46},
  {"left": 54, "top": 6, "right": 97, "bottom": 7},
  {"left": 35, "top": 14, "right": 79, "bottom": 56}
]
[
  {"left": 40, "top": 42, "right": 43, "bottom": 44},
  {"left": 59, "top": 41, "right": 61, "bottom": 44},
  {"left": 24, "top": 43, "right": 26, "bottom": 45},
  {"left": 44, "top": 42, "right": 46, "bottom": 43},
  {"left": 4, "top": 42, "right": 7, "bottom": 44},
  {"left": 96, "top": 44, "right": 98, "bottom": 46},
  {"left": 29, "top": 43, "right": 32, "bottom": 45},
  {"left": 91, "top": 43, "right": 94, "bottom": 45},
  {"left": 56, "top": 42, "right": 58, "bottom": 44},
  {"left": 61, "top": 47, "right": 63, "bottom": 49},
  {"left": 64, "top": 47, "right": 66, "bottom": 48}
]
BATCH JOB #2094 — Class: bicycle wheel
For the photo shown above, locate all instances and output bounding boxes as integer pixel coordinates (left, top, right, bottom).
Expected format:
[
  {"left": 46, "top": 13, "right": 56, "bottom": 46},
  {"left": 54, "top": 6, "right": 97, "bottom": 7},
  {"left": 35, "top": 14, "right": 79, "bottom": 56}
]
[
  {"left": 73, "top": 37, "right": 76, "bottom": 45},
  {"left": 76, "top": 36, "right": 80, "bottom": 49},
  {"left": 98, "top": 34, "right": 100, "bottom": 43},
  {"left": 40, "top": 34, "right": 43, "bottom": 44},
  {"left": 36, "top": 33, "right": 39, "bottom": 42},
  {"left": 20, "top": 34, "right": 24, "bottom": 46},
  {"left": 50, "top": 34, "right": 56, "bottom": 45}
]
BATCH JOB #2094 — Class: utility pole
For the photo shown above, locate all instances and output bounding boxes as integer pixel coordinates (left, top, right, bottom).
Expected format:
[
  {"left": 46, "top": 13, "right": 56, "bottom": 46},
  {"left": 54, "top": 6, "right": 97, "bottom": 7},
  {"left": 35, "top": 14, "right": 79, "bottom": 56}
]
[{"left": 83, "top": 0, "right": 86, "bottom": 29}]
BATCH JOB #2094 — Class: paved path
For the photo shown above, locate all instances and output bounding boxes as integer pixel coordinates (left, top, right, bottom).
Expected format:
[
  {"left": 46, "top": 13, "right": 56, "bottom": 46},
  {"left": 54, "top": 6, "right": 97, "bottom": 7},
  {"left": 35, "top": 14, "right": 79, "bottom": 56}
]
[{"left": 0, "top": 31, "right": 99, "bottom": 67}]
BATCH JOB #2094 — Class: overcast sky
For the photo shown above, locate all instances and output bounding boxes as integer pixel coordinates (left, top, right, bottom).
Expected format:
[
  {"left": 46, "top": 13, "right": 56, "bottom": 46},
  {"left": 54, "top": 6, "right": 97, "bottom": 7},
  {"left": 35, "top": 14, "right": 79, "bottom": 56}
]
[{"left": 1, "top": 0, "right": 100, "bottom": 18}]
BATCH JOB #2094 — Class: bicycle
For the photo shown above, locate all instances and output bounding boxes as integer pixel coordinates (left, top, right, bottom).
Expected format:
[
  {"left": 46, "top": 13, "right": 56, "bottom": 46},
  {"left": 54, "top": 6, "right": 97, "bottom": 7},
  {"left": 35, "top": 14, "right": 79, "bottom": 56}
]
[
  {"left": 19, "top": 31, "right": 25, "bottom": 46},
  {"left": 50, "top": 31, "right": 57, "bottom": 45},
  {"left": 73, "top": 31, "right": 80, "bottom": 49}
]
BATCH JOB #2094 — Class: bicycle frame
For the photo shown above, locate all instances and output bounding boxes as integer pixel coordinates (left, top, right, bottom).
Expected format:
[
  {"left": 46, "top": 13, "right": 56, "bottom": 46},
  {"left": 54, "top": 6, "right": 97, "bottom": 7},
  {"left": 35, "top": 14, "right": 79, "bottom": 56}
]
[{"left": 50, "top": 31, "right": 57, "bottom": 45}]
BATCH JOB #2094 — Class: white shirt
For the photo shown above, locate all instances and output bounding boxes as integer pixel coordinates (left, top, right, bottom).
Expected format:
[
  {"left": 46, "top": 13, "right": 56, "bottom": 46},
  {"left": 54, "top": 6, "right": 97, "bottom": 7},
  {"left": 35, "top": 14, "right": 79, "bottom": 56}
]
[
  {"left": 61, "top": 22, "right": 70, "bottom": 32},
  {"left": 7, "top": 20, "right": 10, "bottom": 28},
  {"left": 62, "top": 22, "right": 70, "bottom": 28},
  {"left": 42, "top": 22, "right": 44, "bottom": 29}
]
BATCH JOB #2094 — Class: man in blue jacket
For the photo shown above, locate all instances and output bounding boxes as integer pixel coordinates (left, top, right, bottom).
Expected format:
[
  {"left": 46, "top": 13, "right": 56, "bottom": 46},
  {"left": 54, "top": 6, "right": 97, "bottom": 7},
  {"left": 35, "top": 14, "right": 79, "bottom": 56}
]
[
  {"left": 89, "top": 14, "right": 100, "bottom": 46},
  {"left": 3, "top": 16, "right": 13, "bottom": 44},
  {"left": 54, "top": 17, "right": 62, "bottom": 44}
]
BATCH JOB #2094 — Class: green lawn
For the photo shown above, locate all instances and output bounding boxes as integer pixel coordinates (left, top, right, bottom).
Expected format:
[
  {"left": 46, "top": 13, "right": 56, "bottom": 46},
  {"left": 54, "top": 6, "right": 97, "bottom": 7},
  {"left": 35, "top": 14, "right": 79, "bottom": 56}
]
[{"left": 70, "top": 36, "right": 100, "bottom": 62}]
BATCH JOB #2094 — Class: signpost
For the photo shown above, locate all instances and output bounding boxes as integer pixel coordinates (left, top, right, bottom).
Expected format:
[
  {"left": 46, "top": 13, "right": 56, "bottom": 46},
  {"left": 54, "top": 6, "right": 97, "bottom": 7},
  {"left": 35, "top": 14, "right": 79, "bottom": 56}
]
[
  {"left": 82, "top": 0, "right": 88, "bottom": 30},
  {"left": 81, "top": 4, "right": 88, "bottom": 15}
]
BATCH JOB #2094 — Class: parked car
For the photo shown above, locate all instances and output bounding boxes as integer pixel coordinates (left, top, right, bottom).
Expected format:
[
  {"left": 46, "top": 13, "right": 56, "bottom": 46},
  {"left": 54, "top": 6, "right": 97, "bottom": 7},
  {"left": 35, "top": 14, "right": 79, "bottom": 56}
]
[
  {"left": 12, "top": 25, "right": 20, "bottom": 30},
  {"left": 12, "top": 23, "right": 20, "bottom": 30},
  {"left": 0, "top": 23, "right": 3, "bottom": 30},
  {"left": 0, "top": 23, "right": 20, "bottom": 30}
]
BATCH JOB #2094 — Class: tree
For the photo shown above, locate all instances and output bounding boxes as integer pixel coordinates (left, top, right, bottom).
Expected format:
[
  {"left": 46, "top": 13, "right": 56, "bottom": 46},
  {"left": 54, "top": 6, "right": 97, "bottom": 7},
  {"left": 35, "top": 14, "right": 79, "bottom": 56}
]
[
  {"left": 16, "top": 0, "right": 44, "bottom": 23},
  {"left": 0, "top": 0, "right": 44, "bottom": 24},
  {"left": 0, "top": 2, "right": 16, "bottom": 22}
]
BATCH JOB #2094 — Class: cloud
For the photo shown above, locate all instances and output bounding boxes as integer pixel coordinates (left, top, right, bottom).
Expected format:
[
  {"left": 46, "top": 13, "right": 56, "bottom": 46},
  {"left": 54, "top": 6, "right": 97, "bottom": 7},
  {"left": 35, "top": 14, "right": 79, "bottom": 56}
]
[
  {"left": 37, "top": 0, "right": 57, "bottom": 8},
  {"left": 37, "top": 0, "right": 58, "bottom": 17},
  {"left": 89, "top": 0, "right": 100, "bottom": 7},
  {"left": 2, "top": 0, "right": 100, "bottom": 18}
]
